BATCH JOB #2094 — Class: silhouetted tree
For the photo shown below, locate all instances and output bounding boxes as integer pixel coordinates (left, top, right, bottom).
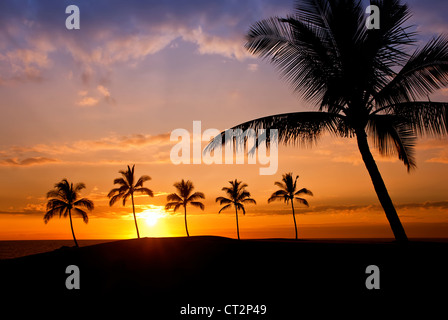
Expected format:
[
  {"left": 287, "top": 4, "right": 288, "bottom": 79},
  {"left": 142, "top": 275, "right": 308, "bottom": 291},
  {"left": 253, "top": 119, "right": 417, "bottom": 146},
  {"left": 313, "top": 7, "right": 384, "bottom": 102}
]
[
  {"left": 268, "top": 173, "right": 313, "bottom": 239},
  {"left": 208, "top": 0, "right": 448, "bottom": 242},
  {"left": 108, "top": 164, "right": 153, "bottom": 238},
  {"left": 165, "top": 179, "right": 205, "bottom": 237},
  {"left": 44, "top": 179, "right": 94, "bottom": 247},
  {"left": 216, "top": 179, "right": 256, "bottom": 240}
]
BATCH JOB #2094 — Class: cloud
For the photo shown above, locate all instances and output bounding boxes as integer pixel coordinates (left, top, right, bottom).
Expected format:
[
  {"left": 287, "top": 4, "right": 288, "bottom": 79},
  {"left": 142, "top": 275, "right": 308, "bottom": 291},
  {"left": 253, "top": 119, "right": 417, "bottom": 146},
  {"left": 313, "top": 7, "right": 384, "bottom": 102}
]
[
  {"left": 0, "top": 157, "right": 59, "bottom": 167},
  {"left": 182, "top": 26, "right": 250, "bottom": 60},
  {"left": 0, "top": 132, "right": 173, "bottom": 167},
  {"left": 75, "top": 85, "right": 115, "bottom": 106},
  {"left": 256, "top": 200, "right": 448, "bottom": 216},
  {"left": 0, "top": 0, "right": 267, "bottom": 87},
  {"left": 97, "top": 84, "right": 116, "bottom": 104},
  {"left": 426, "top": 156, "right": 448, "bottom": 164},
  {"left": 77, "top": 96, "right": 99, "bottom": 107},
  {"left": 396, "top": 201, "right": 448, "bottom": 210},
  {"left": 417, "top": 139, "right": 448, "bottom": 164},
  {"left": 97, "top": 85, "right": 110, "bottom": 98},
  {"left": 0, "top": 47, "right": 52, "bottom": 84},
  {"left": 247, "top": 64, "right": 258, "bottom": 72},
  {"left": 72, "top": 133, "right": 171, "bottom": 151}
]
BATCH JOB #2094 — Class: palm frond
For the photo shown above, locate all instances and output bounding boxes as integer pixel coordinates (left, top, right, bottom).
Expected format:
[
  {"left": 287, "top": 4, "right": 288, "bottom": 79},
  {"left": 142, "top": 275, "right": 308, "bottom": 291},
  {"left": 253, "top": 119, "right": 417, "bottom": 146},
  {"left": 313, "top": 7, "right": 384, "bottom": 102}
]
[
  {"left": 122, "top": 192, "right": 132, "bottom": 206},
  {"left": 134, "top": 187, "right": 154, "bottom": 197},
  {"left": 73, "top": 207, "right": 89, "bottom": 223},
  {"left": 273, "top": 181, "right": 287, "bottom": 191},
  {"left": 294, "top": 197, "right": 310, "bottom": 207},
  {"left": 241, "top": 198, "right": 257, "bottom": 205},
  {"left": 174, "top": 179, "right": 194, "bottom": 197},
  {"left": 268, "top": 190, "right": 289, "bottom": 203},
  {"left": 367, "top": 114, "right": 417, "bottom": 170},
  {"left": 73, "top": 182, "right": 86, "bottom": 193},
  {"left": 188, "top": 192, "right": 205, "bottom": 202},
  {"left": 295, "top": 188, "right": 314, "bottom": 196},
  {"left": 165, "top": 202, "right": 182, "bottom": 212},
  {"left": 46, "top": 198, "right": 67, "bottom": 211},
  {"left": 109, "top": 193, "right": 123, "bottom": 207},
  {"left": 46, "top": 189, "right": 63, "bottom": 199},
  {"left": 135, "top": 175, "right": 151, "bottom": 188},
  {"left": 74, "top": 198, "right": 94, "bottom": 211},
  {"left": 245, "top": 11, "right": 335, "bottom": 103},
  {"left": 167, "top": 193, "right": 183, "bottom": 203},
  {"left": 237, "top": 203, "right": 246, "bottom": 215},
  {"left": 375, "top": 35, "right": 448, "bottom": 106},
  {"left": 215, "top": 196, "right": 232, "bottom": 205},
  {"left": 190, "top": 202, "right": 205, "bottom": 210},
  {"left": 113, "top": 177, "right": 128, "bottom": 186},
  {"left": 218, "top": 204, "right": 232, "bottom": 213},
  {"left": 205, "top": 112, "right": 349, "bottom": 154},
  {"left": 43, "top": 205, "right": 65, "bottom": 223},
  {"left": 383, "top": 101, "right": 448, "bottom": 137}
]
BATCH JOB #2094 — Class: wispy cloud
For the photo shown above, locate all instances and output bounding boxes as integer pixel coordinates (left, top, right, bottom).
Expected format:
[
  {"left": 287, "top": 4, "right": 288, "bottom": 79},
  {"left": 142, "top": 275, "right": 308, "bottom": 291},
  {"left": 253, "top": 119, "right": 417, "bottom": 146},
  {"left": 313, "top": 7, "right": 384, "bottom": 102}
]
[
  {"left": 0, "top": 133, "right": 172, "bottom": 167},
  {"left": 77, "top": 96, "right": 99, "bottom": 107},
  {"left": 256, "top": 200, "right": 448, "bottom": 216},
  {"left": 0, "top": 0, "right": 266, "bottom": 88},
  {"left": 0, "top": 157, "right": 59, "bottom": 167}
]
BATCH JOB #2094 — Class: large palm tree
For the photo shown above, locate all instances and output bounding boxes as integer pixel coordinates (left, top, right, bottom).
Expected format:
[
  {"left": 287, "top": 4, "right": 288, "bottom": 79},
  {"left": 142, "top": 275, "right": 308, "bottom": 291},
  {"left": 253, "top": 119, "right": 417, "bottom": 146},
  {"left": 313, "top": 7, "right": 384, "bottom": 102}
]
[
  {"left": 44, "top": 179, "right": 94, "bottom": 247},
  {"left": 108, "top": 164, "right": 153, "bottom": 238},
  {"left": 165, "top": 179, "right": 205, "bottom": 237},
  {"left": 268, "top": 173, "right": 313, "bottom": 240},
  {"left": 208, "top": 0, "right": 448, "bottom": 242},
  {"left": 216, "top": 179, "right": 256, "bottom": 240}
]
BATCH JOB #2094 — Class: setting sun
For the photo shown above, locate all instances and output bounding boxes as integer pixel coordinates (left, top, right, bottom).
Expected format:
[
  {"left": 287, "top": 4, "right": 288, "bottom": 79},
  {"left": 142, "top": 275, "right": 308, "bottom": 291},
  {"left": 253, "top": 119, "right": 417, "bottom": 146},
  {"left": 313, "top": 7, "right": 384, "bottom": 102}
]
[
  {"left": 139, "top": 205, "right": 166, "bottom": 228},
  {"left": 144, "top": 212, "right": 159, "bottom": 226}
]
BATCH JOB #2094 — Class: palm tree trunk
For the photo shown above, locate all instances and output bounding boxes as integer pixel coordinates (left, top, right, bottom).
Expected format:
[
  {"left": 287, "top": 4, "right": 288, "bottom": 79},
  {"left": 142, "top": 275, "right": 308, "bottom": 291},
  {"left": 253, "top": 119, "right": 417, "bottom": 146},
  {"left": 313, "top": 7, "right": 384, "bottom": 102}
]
[
  {"left": 68, "top": 209, "right": 79, "bottom": 247},
  {"left": 130, "top": 193, "right": 140, "bottom": 239},
  {"left": 184, "top": 205, "right": 189, "bottom": 237},
  {"left": 356, "top": 129, "right": 408, "bottom": 242},
  {"left": 235, "top": 205, "right": 240, "bottom": 240},
  {"left": 291, "top": 201, "right": 298, "bottom": 240}
]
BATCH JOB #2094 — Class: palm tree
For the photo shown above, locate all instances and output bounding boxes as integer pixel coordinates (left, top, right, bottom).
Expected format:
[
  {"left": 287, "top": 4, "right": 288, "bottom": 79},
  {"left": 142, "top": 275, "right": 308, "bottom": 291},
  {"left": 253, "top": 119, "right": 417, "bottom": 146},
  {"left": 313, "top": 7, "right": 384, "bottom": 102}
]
[
  {"left": 208, "top": 0, "right": 448, "bottom": 242},
  {"left": 108, "top": 164, "right": 153, "bottom": 238},
  {"left": 216, "top": 179, "right": 256, "bottom": 240},
  {"left": 44, "top": 179, "right": 94, "bottom": 247},
  {"left": 165, "top": 179, "right": 205, "bottom": 237},
  {"left": 268, "top": 173, "right": 313, "bottom": 240}
]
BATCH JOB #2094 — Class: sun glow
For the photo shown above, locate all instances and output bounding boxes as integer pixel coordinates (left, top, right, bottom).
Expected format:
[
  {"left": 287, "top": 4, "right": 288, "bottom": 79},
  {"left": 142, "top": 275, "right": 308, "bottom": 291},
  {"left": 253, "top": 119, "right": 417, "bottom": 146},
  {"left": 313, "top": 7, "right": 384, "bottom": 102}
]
[
  {"left": 145, "top": 213, "right": 159, "bottom": 226},
  {"left": 139, "top": 205, "right": 166, "bottom": 227}
]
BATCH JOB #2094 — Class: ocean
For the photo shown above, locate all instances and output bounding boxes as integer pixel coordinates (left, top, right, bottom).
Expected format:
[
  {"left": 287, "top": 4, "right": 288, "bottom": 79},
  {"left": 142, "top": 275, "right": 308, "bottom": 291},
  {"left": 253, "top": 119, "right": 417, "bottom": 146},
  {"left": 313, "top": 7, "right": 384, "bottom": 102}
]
[{"left": 0, "top": 240, "right": 115, "bottom": 260}]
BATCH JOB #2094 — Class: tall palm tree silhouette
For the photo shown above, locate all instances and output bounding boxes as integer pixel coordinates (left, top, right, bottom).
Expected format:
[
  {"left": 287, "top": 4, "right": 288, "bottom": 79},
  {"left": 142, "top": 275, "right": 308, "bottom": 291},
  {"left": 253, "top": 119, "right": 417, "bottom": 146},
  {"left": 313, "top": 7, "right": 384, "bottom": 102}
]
[
  {"left": 268, "top": 173, "right": 313, "bottom": 240},
  {"left": 108, "top": 164, "right": 153, "bottom": 238},
  {"left": 165, "top": 179, "right": 205, "bottom": 237},
  {"left": 208, "top": 0, "right": 448, "bottom": 242},
  {"left": 44, "top": 179, "right": 94, "bottom": 247},
  {"left": 216, "top": 179, "right": 256, "bottom": 240}
]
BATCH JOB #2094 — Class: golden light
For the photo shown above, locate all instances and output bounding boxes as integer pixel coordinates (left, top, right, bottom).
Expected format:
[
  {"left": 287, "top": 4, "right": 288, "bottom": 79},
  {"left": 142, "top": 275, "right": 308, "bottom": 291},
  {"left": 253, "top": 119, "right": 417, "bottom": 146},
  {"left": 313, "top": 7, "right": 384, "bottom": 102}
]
[
  {"left": 145, "top": 213, "right": 159, "bottom": 226},
  {"left": 138, "top": 205, "right": 167, "bottom": 227}
]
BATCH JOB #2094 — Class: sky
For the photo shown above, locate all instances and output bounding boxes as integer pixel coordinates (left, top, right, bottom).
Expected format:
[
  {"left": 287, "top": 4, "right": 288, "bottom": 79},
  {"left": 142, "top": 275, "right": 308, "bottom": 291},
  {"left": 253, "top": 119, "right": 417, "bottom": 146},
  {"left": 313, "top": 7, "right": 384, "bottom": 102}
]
[{"left": 0, "top": 0, "right": 448, "bottom": 240}]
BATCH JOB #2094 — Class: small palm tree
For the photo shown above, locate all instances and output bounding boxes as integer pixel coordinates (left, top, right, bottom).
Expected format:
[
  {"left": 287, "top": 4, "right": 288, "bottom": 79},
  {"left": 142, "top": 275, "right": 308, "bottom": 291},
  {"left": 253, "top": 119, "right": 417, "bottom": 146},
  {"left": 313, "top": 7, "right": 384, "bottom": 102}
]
[
  {"left": 108, "top": 164, "right": 153, "bottom": 239},
  {"left": 216, "top": 179, "right": 256, "bottom": 240},
  {"left": 44, "top": 179, "right": 94, "bottom": 247},
  {"left": 268, "top": 173, "right": 313, "bottom": 240},
  {"left": 165, "top": 179, "right": 205, "bottom": 237}
]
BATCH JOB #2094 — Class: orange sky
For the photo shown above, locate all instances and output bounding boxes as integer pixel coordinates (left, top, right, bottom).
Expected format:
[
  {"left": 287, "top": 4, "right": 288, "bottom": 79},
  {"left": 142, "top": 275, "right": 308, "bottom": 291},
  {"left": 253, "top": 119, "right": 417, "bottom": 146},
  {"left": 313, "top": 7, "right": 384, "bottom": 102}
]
[{"left": 1, "top": 0, "right": 448, "bottom": 240}]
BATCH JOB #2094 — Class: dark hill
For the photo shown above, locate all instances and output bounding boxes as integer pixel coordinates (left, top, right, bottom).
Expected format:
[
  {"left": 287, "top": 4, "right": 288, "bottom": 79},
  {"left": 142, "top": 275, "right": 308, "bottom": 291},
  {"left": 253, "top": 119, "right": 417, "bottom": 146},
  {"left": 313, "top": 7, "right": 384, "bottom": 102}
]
[{"left": 1, "top": 236, "right": 446, "bottom": 316}]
